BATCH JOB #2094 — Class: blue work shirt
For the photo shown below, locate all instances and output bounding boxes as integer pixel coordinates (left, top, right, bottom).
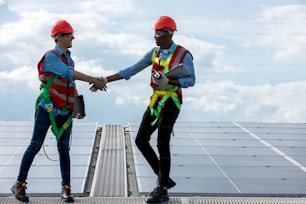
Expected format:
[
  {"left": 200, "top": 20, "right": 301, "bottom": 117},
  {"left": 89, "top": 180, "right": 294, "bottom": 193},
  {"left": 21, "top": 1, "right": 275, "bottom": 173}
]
[
  {"left": 118, "top": 42, "right": 195, "bottom": 88},
  {"left": 37, "top": 45, "right": 75, "bottom": 116}
]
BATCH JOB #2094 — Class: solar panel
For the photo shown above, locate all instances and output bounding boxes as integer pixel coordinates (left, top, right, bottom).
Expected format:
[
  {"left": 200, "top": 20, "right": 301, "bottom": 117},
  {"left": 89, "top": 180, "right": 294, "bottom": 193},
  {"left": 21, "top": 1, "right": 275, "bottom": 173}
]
[
  {"left": 2, "top": 120, "right": 306, "bottom": 196},
  {"left": 0, "top": 121, "right": 98, "bottom": 194},
  {"left": 129, "top": 121, "right": 306, "bottom": 195}
]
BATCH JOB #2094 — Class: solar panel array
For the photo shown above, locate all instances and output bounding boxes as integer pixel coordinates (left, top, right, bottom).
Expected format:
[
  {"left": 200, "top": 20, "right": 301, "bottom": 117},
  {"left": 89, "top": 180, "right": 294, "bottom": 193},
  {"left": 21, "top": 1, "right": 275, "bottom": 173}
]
[
  {"left": 1, "top": 120, "right": 306, "bottom": 196},
  {"left": 128, "top": 121, "right": 306, "bottom": 195},
  {"left": 0, "top": 121, "right": 98, "bottom": 194}
]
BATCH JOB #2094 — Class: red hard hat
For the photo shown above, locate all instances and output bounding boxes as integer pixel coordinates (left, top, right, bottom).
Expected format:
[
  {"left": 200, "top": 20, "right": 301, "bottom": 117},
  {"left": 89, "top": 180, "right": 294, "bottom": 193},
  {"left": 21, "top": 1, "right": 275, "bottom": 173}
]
[
  {"left": 51, "top": 20, "right": 74, "bottom": 37},
  {"left": 154, "top": 16, "right": 177, "bottom": 31}
]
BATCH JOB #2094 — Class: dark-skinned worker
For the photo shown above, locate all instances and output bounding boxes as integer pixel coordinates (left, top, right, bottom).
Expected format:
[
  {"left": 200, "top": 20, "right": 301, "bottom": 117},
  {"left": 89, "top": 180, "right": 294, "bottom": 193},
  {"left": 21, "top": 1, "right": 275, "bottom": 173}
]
[
  {"left": 91, "top": 16, "right": 195, "bottom": 203},
  {"left": 11, "top": 20, "right": 106, "bottom": 203}
]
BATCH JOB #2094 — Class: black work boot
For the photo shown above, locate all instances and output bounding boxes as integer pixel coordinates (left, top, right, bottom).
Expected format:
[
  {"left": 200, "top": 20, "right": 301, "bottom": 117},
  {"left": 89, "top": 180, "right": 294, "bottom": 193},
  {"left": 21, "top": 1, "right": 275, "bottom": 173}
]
[
  {"left": 155, "top": 177, "right": 176, "bottom": 190},
  {"left": 61, "top": 185, "right": 74, "bottom": 203},
  {"left": 11, "top": 181, "right": 29, "bottom": 202},
  {"left": 146, "top": 186, "right": 169, "bottom": 204},
  {"left": 167, "top": 177, "right": 176, "bottom": 189}
]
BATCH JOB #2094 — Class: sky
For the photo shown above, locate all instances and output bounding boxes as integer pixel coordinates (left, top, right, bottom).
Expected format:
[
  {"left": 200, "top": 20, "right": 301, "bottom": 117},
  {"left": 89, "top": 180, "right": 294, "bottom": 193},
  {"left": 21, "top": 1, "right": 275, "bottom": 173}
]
[{"left": 0, "top": 0, "right": 306, "bottom": 125}]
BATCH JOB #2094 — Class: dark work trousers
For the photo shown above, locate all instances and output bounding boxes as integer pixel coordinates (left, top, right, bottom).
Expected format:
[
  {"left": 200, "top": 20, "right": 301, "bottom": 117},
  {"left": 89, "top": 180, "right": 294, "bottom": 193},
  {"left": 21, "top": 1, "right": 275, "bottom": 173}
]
[
  {"left": 17, "top": 106, "right": 72, "bottom": 186},
  {"left": 135, "top": 98, "right": 180, "bottom": 187}
]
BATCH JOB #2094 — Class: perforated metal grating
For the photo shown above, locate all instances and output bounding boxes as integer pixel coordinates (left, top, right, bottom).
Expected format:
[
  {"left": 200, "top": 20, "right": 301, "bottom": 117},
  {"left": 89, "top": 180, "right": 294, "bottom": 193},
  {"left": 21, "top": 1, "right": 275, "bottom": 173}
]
[{"left": 1, "top": 196, "right": 306, "bottom": 204}]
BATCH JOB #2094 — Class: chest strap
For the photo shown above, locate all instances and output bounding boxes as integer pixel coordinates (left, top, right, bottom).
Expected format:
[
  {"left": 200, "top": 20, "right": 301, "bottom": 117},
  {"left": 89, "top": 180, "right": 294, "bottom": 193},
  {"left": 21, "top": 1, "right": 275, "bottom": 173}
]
[
  {"left": 149, "top": 90, "right": 181, "bottom": 126},
  {"left": 35, "top": 74, "right": 72, "bottom": 141}
]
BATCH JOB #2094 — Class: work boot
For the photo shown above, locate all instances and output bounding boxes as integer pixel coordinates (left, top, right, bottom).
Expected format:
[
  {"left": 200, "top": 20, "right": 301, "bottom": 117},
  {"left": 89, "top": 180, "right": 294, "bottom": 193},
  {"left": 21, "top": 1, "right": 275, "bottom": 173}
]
[
  {"left": 155, "top": 177, "right": 176, "bottom": 190},
  {"left": 11, "top": 181, "right": 29, "bottom": 202},
  {"left": 61, "top": 185, "right": 74, "bottom": 203},
  {"left": 167, "top": 177, "right": 176, "bottom": 189},
  {"left": 146, "top": 186, "right": 169, "bottom": 204}
]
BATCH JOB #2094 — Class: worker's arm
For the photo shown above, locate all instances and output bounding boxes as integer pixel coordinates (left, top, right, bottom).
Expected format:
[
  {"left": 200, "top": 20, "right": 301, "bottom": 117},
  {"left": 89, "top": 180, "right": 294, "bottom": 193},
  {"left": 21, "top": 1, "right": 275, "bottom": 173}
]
[
  {"left": 106, "top": 73, "right": 123, "bottom": 82},
  {"left": 177, "top": 53, "right": 195, "bottom": 88},
  {"left": 89, "top": 73, "right": 123, "bottom": 92},
  {"left": 74, "top": 70, "right": 107, "bottom": 91}
]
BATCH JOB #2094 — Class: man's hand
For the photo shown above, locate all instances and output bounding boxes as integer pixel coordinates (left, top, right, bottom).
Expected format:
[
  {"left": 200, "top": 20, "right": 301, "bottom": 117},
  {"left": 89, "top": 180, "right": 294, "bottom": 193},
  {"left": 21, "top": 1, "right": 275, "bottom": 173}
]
[
  {"left": 75, "top": 113, "right": 85, "bottom": 119},
  {"left": 90, "top": 76, "right": 107, "bottom": 92},
  {"left": 152, "top": 71, "right": 169, "bottom": 86}
]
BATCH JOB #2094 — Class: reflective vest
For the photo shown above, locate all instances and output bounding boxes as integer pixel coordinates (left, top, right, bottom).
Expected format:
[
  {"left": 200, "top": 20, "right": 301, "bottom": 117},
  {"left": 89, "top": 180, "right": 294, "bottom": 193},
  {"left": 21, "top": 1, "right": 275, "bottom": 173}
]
[
  {"left": 149, "top": 45, "right": 189, "bottom": 125},
  {"left": 38, "top": 50, "right": 76, "bottom": 110},
  {"left": 150, "top": 45, "right": 189, "bottom": 104},
  {"left": 36, "top": 50, "right": 76, "bottom": 141}
]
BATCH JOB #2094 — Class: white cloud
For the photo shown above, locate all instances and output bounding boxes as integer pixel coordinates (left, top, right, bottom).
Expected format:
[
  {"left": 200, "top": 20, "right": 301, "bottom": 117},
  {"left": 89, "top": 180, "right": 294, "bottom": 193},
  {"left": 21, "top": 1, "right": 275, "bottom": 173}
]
[
  {"left": 0, "top": 66, "right": 38, "bottom": 91},
  {"left": 6, "top": 0, "right": 136, "bottom": 15},
  {"left": 74, "top": 59, "right": 110, "bottom": 76},
  {"left": 256, "top": 4, "right": 306, "bottom": 63},
  {"left": 185, "top": 80, "right": 306, "bottom": 122},
  {"left": 95, "top": 32, "right": 152, "bottom": 56},
  {"left": 175, "top": 35, "right": 238, "bottom": 74},
  {"left": 176, "top": 35, "right": 225, "bottom": 61},
  {"left": 75, "top": 0, "right": 137, "bottom": 16},
  {"left": 112, "top": 82, "right": 151, "bottom": 106},
  {"left": 1, "top": 0, "right": 306, "bottom": 124},
  {"left": 0, "top": 10, "right": 51, "bottom": 45}
]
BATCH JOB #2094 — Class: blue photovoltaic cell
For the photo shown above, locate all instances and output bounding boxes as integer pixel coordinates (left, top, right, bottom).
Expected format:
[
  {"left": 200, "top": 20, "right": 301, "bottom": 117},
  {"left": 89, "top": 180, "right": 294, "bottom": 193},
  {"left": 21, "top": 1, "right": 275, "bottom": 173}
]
[
  {"left": 128, "top": 121, "right": 306, "bottom": 194},
  {"left": 0, "top": 121, "right": 98, "bottom": 194},
  {"left": 2, "top": 120, "right": 306, "bottom": 195}
]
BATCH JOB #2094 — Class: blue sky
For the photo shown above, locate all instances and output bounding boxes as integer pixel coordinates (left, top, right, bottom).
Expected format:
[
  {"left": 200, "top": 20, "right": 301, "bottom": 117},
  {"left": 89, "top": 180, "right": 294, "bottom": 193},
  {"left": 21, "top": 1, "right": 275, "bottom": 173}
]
[{"left": 0, "top": 0, "right": 306, "bottom": 124}]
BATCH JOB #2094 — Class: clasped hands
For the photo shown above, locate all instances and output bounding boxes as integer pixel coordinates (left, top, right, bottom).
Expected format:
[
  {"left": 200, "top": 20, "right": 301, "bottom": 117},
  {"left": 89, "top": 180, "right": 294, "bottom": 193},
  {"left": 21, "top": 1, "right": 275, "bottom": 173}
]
[
  {"left": 90, "top": 77, "right": 107, "bottom": 92},
  {"left": 90, "top": 76, "right": 108, "bottom": 92},
  {"left": 89, "top": 72, "right": 171, "bottom": 92}
]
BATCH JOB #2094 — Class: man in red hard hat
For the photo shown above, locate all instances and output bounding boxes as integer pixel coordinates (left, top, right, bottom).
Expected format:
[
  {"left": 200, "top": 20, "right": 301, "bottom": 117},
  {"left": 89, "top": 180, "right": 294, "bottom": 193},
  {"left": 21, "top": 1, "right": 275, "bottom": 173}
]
[
  {"left": 10, "top": 20, "right": 106, "bottom": 203},
  {"left": 154, "top": 16, "right": 177, "bottom": 31},
  {"left": 91, "top": 16, "right": 195, "bottom": 203},
  {"left": 51, "top": 20, "right": 74, "bottom": 38}
]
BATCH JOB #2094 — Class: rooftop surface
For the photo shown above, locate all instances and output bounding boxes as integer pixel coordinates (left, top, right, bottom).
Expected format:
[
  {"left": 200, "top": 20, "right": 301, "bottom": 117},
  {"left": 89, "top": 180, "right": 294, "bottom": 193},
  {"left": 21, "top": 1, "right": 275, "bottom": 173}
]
[{"left": 1, "top": 120, "right": 306, "bottom": 203}]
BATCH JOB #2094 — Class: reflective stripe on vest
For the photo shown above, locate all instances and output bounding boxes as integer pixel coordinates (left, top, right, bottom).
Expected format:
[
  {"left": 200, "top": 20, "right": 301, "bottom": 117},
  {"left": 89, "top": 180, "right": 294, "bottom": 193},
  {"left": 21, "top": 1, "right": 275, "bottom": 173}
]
[
  {"left": 38, "top": 50, "right": 76, "bottom": 110},
  {"left": 150, "top": 45, "right": 188, "bottom": 101},
  {"left": 35, "top": 49, "right": 74, "bottom": 140}
]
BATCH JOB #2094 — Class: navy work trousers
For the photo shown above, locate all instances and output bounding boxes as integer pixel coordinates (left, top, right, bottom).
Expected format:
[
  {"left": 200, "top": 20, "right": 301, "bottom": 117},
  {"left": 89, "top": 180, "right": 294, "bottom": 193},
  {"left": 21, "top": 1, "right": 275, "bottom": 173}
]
[{"left": 17, "top": 106, "right": 72, "bottom": 186}]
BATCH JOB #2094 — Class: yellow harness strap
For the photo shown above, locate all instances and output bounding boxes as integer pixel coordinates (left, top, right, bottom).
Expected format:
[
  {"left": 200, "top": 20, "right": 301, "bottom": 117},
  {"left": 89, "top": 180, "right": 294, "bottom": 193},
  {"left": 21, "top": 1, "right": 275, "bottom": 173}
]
[{"left": 149, "top": 90, "right": 181, "bottom": 126}]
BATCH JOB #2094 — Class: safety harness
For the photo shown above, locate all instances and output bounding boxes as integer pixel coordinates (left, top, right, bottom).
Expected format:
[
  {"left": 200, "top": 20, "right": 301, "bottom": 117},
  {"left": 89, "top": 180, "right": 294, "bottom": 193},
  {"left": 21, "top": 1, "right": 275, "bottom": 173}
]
[
  {"left": 149, "top": 45, "right": 188, "bottom": 126},
  {"left": 149, "top": 89, "right": 181, "bottom": 126},
  {"left": 35, "top": 50, "right": 73, "bottom": 141}
]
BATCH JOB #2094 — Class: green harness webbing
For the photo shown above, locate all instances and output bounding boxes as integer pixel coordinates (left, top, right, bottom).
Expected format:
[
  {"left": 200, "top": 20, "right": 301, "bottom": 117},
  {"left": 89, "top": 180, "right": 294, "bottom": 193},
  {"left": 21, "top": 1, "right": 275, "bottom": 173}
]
[
  {"left": 150, "top": 45, "right": 180, "bottom": 126},
  {"left": 149, "top": 89, "right": 181, "bottom": 126},
  {"left": 35, "top": 74, "right": 72, "bottom": 141}
]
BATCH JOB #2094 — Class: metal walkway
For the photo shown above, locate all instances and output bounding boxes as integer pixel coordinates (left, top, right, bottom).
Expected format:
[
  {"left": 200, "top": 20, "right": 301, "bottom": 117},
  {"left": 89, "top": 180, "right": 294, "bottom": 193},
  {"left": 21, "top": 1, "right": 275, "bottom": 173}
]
[
  {"left": 1, "top": 196, "right": 306, "bottom": 204},
  {"left": 90, "top": 125, "right": 127, "bottom": 197}
]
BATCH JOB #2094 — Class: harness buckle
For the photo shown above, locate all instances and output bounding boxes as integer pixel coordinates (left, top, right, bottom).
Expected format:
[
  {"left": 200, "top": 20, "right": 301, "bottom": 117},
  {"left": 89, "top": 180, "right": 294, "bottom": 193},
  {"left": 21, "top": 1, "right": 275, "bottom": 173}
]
[
  {"left": 63, "top": 123, "right": 69, "bottom": 129},
  {"left": 45, "top": 103, "right": 53, "bottom": 112}
]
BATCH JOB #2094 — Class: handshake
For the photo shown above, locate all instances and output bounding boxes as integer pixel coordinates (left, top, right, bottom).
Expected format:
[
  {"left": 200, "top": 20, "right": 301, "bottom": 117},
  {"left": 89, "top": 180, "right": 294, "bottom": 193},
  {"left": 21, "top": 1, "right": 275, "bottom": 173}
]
[
  {"left": 88, "top": 71, "right": 172, "bottom": 92},
  {"left": 90, "top": 76, "right": 108, "bottom": 92}
]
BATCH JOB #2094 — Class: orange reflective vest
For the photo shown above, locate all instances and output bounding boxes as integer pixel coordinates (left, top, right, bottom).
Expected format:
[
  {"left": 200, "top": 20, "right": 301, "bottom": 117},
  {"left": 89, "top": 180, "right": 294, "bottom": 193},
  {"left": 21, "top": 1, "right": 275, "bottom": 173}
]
[{"left": 37, "top": 50, "right": 76, "bottom": 110}]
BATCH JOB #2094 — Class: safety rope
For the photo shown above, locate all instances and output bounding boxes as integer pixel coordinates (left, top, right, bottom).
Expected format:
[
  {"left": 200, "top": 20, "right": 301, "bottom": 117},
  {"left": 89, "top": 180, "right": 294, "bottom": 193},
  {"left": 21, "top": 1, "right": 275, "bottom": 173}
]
[{"left": 42, "top": 131, "right": 72, "bottom": 161}]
